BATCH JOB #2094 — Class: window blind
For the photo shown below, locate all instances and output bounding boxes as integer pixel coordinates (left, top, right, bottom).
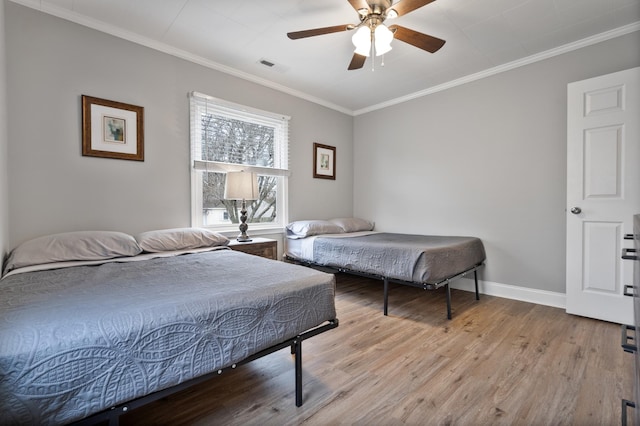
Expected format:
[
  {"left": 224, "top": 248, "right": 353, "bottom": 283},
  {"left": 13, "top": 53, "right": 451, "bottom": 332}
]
[{"left": 190, "top": 91, "right": 290, "bottom": 176}]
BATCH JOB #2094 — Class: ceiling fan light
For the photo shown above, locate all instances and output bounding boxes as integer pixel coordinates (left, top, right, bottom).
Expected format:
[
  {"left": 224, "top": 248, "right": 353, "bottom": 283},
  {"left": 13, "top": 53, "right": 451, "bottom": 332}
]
[
  {"left": 352, "top": 26, "right": 371, "bottom": 57},
  {"left": 386, "top": 9, "right": 398, "bottom": 19},
  {"left": 374, "top": 24, "right": 393, "bottom": 56}
]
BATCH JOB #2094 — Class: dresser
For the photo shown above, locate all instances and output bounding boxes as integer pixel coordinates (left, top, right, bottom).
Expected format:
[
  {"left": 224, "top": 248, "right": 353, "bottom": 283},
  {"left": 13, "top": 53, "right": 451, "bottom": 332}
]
[
  {"left": 228, "top": 237, "right": 277, "bottom": 260},
  {"left": 623, "top": 214, "right": 640, "bottom": 425}
]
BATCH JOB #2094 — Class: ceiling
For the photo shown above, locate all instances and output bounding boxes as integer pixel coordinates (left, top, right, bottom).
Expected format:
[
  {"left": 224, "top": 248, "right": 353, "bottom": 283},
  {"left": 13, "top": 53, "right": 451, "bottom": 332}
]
[{"left": 14, "top": 0, "right": 640, "bottom": 114}]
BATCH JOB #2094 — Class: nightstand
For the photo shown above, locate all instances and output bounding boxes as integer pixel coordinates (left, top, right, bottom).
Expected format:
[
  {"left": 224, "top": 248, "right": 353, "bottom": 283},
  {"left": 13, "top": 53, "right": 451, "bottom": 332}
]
[{"left": 227, "top": 237, "right": 277, "bottom": 260}]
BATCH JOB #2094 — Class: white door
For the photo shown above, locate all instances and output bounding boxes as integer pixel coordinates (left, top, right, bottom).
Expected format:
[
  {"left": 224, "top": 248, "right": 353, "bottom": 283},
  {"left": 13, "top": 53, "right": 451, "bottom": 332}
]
[{"left": 566, "top": 67, "right": 640, "bottom": 324}]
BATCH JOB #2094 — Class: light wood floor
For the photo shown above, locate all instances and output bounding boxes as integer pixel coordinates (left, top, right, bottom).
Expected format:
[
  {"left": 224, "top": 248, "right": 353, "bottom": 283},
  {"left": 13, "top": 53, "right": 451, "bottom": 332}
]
[{"left": 121, "top": 273, "right": 633, "bottom": 425}]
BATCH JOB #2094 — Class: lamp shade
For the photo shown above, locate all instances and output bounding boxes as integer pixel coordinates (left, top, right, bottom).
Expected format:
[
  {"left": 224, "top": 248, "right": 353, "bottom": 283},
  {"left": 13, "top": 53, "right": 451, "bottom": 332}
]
[
  {"left": 374, "top": 24, "right": 393, "bottom": 56},
  {"left": 352, "top": 26, "right": 371, "bottom": 57},
  {"left": 224, "top": 171, "right": 259, "bottom": 200}
]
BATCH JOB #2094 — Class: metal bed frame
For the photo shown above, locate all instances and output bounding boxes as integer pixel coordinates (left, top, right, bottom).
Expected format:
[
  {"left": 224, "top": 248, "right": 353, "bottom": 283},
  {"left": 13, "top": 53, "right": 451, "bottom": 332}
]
[
  {"left": 72, "top": 319, "right": 339, "bottom": 426},
  {"left": 286, "top": 256, "right": 483, "bottom": 320}
]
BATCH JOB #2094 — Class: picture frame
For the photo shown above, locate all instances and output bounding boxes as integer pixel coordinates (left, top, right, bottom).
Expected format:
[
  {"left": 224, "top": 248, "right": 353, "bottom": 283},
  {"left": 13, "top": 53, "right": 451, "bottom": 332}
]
[
  {"left": 313, "top": 143, "right": 336, "bottom": 180},
  {"left": 81, "top": 95, "right": 144, "bottom": 161}
]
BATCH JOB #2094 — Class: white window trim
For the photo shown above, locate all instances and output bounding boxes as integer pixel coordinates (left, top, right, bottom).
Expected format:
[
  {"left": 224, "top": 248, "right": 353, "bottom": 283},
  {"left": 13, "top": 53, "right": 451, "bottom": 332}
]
[{"left": 189, "top": 92, "right": 290, "bottom": 234}]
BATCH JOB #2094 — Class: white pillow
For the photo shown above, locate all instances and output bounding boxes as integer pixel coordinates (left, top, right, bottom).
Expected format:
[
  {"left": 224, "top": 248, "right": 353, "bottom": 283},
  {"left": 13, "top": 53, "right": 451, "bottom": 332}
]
[
  {"left": 4, "top": 231, "right": 142, "bottom": 273},
  {"left": 329, "top": 217, "right": 375, "bottom": 233},
  {"left": 136, "top": 227, "right": 229, "bottom": 252},
  {"left": 286, "top": 220, "right": 344, "bottom": 239}
]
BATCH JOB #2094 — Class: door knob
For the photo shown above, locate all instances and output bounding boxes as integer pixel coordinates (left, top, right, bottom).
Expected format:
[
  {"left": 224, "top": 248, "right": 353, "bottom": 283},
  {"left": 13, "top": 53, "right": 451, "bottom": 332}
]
[{"left": 570, "top": 207, "right": 582, "bottom": 214}]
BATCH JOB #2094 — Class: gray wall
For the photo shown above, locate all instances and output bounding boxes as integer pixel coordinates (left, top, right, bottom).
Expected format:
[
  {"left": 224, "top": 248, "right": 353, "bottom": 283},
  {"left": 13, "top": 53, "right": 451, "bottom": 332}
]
[
  {"left": 4, "top": 1, "right": 640, "bottom": 296},
  {"left": 354, "top": 31, "right": 640, "bottom": 293},
  {"left": 0, "top": 0, "right": 8, "bottom": 272},
  {"left": 4, "top": 2, "right": 353, "bottom": 251}
]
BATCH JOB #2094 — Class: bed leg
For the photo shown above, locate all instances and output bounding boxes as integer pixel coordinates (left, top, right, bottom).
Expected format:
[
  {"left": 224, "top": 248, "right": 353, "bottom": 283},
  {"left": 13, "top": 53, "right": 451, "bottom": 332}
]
[
  {"left": 383, "top": 278, "right": 389, "bottom": 316},
  {"left": 107, "top": 412, "right": 120, "bottom": 426},
  {"left": 294, "top": 339, "right": 303, "bottom": 407},
  {"left": 474, "top": 270, "right": 480, "bottom": 301},
  {"left": 446, "top": 283, "right": 452, "bottom": 320}
]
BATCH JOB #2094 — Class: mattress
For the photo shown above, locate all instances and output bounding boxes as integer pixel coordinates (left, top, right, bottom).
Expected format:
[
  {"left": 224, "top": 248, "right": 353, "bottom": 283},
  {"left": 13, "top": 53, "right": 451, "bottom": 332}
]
[
  {"left": 287, "top": 232, "right": 486, "bottom": 283},
  {"left": 0, "top": 249, "right": 336, "bottom": 425}
]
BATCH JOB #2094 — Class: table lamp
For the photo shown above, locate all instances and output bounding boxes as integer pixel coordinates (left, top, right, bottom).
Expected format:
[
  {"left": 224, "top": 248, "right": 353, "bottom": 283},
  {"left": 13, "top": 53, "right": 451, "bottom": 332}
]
[{"left": 224, "top": 171, "right": 259, "bottom": 242}]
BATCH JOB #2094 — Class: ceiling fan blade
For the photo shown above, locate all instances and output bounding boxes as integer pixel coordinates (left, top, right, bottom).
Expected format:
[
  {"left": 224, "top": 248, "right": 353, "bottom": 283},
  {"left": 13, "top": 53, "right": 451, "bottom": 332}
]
[
  {"left": 287, "top": 25, "right": 352, "bottom": 40},
  {"left": 348, "top": 53, "right": 367, "bottom": 70},
  {"left": 389, "top": 25, "right": 445, "bottom": 53},
  {"left": 389, "top": 0, "right": 436, "bottom": 17},
  {"left": 347, "top": 0, "right": 370, "bottom": 14}
]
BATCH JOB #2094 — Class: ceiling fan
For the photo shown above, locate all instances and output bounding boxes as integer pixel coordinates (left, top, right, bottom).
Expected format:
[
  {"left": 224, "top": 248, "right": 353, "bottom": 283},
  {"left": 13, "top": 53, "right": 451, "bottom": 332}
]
[{"left": 287, "top": 0, "right": 446, "bottom": 70}]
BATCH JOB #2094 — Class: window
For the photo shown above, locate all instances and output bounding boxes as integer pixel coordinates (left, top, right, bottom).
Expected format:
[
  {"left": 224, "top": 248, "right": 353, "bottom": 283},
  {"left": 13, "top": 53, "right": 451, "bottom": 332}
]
[{"left": 190, "top": 92, "right": 290, "bottom": 232}]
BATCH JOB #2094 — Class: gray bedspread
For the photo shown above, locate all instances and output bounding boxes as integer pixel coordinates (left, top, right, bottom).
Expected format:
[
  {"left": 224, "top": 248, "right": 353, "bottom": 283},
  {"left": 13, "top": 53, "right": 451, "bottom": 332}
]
[
  {"left": 0, "top": 249, "right": 336, "bottom": 425},
  {"left": 312, "top": 233, "right": 486, "bottom": 283}
]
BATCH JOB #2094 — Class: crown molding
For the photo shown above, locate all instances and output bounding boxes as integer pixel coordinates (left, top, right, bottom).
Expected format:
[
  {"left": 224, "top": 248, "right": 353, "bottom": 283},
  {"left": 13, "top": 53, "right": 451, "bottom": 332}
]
[
  {"left": 353, "top": 21, "right": 640, "bottom": 116},
  {"left": 9, "top": 1, "right": 640, "bottom": 117},
  {"left": 8, "top": 0, "right": 353, "bottom": 116}
]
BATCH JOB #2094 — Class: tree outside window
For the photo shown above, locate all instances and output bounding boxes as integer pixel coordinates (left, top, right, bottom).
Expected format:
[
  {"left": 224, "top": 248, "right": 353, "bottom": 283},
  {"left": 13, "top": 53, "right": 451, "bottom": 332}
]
[{"left": 190, "top": 92, "right": 289, "bottom": 231}]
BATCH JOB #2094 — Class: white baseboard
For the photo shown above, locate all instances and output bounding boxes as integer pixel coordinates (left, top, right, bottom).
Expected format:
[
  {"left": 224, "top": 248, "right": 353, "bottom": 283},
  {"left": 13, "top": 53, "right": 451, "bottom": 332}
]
[{"left": 450, "top": 277, "right": 566, "bottom": 310}]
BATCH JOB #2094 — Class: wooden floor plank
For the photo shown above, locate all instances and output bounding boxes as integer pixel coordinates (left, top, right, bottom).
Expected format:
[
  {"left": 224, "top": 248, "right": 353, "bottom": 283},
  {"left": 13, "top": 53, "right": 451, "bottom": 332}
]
[{"left": 121, "top": 273, "right": 633, "bottom": 425}]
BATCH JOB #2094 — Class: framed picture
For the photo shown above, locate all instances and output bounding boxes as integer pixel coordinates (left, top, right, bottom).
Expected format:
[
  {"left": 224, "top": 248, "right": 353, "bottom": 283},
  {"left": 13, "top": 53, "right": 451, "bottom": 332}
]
[
  {"left": 313, "top": 143, "right": 336, "bottom": 180},
  {"left": 81, "top": 95, "right": 144, "bottom": 161}
]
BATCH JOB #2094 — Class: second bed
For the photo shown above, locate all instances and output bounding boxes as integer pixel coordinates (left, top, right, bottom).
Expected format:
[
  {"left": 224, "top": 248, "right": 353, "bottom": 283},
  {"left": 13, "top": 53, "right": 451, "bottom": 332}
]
[{"left": 285, "top": 218, "right": 486, "bottom": 319}]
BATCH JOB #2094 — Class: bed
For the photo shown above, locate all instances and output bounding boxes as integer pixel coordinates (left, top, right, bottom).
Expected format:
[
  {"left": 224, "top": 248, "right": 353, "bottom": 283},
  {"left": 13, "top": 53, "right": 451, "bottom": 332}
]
[
  {"left": 284, "top": 218, "right": 486, "bottom": 319},
  {"left": 0, "top": 228, "right": 338, "bottom": 425}
]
